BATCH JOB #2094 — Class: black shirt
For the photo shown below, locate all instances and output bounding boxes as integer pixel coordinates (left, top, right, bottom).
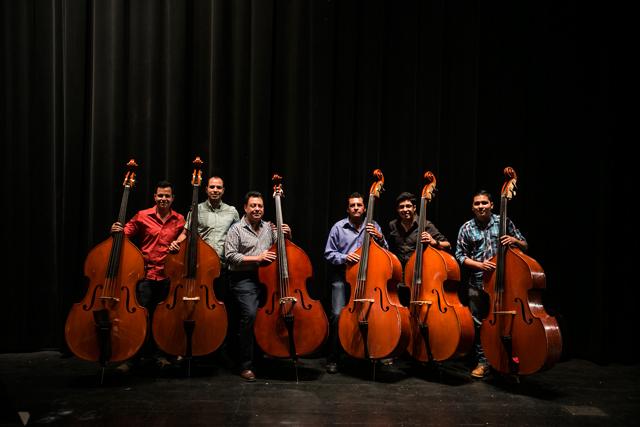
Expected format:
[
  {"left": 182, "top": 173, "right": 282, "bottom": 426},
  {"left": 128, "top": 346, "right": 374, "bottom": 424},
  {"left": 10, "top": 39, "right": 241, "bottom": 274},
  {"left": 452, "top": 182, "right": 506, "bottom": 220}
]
[{"left": 387, "top": 218, "right": 448, "bottom": 266}]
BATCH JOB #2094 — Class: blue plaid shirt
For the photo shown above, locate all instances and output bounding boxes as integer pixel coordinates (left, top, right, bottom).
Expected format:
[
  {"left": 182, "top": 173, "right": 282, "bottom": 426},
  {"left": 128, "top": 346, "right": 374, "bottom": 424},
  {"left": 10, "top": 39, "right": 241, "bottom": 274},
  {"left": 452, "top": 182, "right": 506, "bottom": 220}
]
[{"left": 455, "top": 213, "right": 526, "bottom": 288}]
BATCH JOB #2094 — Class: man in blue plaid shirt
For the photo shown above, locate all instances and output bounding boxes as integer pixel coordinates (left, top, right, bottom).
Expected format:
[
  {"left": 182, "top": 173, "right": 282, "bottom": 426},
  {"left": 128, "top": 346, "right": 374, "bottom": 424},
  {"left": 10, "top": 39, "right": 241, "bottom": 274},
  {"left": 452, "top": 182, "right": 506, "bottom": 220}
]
[{"left": 455, "top": 190, "right": 527, "bottom": 378}]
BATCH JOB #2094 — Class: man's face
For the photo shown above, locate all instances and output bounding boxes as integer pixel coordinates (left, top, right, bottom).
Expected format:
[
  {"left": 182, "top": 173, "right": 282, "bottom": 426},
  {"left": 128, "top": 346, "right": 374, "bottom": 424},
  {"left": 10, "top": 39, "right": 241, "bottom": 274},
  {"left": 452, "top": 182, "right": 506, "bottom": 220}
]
[
  {"left": 244, "top": 196, "right": 264, "bottom": 223},
  {"left": 396, "top": 199, "right": 416, "bottom": 221},
  {"left": 154, "top": 187, "right": 174, "bottom": 210},
  {"left": 471, "top": 194, "right": 493, "bottom": 221},
  {"left": 347, "top": 197, "right": 365, "bottom": 221},
  {"left": 207, "top": 177, "right": 225, "bottom": 203}
]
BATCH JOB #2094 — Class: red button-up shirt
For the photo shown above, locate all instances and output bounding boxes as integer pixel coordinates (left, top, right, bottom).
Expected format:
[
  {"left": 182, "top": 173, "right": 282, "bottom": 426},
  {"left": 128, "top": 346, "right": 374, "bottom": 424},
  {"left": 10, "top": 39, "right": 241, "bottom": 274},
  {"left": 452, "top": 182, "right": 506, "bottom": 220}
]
[{"left": 124, "top": 207, "right": 186, "bottom": 280}]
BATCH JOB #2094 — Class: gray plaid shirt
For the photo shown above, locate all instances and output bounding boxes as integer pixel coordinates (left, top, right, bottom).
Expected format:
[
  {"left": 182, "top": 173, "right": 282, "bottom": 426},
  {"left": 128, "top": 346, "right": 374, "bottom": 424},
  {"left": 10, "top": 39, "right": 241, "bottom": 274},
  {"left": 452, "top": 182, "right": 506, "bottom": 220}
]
[
  {"left": 184, "top": 200, "right": 239, "bottom": 262},
  {"left": 224, "top": 216, "right": 277, "bottom": 272}
]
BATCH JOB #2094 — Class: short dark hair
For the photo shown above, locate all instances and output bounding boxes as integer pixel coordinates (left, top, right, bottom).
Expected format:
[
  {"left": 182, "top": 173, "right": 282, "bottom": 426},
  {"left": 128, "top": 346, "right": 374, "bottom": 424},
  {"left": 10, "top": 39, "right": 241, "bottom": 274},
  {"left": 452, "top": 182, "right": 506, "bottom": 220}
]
[
  {"left": 156, "top": 180, "right": 174, "bottom": 194},
  {"left": 474, "top": 189, "right": 492, "bottom": 201},
  {"left": 347, "top": 192, "right": 364, "bottom": 205},
  {"left": 395, "top": 192, "right": 417, "bottom": 208},
  {"left": 207, "top": 176, "right": 224, "bottom": 186},
  {"left": 244, "top": 190, "right": 263, "bottom": 205}
]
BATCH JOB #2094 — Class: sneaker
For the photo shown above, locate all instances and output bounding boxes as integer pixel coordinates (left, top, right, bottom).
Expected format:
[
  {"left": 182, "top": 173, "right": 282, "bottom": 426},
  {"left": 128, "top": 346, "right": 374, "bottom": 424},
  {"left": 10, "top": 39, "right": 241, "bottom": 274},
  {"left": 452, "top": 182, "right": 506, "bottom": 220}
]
[
  {"left": 471, "top": 363, "right": 490, "bottom": 378},
  {"left": 380, "top": 358, "right": 394, "bottom": 366},
  {"left": 325, "top": 362, "right": 338, "bottom": 374},
  {"left": 115, "top": 361, "right": 132, "bottom": 374}
]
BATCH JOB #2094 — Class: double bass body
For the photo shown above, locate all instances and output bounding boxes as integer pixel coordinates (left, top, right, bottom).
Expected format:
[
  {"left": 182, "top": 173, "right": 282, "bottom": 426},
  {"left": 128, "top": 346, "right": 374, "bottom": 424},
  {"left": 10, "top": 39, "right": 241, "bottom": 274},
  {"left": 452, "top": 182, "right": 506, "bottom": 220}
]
[
  {"left": 481, "top": 245, "right": 562, "bottom": 375},
  {"left": 154, "top": 235, "right": 227, "bottom": 357},
  {"left": 339, "top": 241, "right": 409, "bottom": 359},
  {"left": 405, "top": 244, "right": 474, "bottom": 362},
  {"left": 65, "top": 237, "right": 147, "bottom": 363}
]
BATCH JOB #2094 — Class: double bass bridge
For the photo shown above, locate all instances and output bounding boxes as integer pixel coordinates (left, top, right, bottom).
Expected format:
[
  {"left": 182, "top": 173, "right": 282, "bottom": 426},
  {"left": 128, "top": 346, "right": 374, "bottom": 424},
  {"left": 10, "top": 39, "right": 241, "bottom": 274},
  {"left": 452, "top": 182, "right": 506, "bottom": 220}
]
[{"left": 410, "top": 300, "right": 432, "bottom": 306}]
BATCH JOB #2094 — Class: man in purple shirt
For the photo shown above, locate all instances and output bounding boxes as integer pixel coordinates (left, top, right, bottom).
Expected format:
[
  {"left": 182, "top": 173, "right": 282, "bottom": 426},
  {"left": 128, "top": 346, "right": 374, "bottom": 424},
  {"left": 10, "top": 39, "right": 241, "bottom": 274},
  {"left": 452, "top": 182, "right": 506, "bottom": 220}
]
[{"left": 323, "top": 192, "right": 386, "bottom": 373}]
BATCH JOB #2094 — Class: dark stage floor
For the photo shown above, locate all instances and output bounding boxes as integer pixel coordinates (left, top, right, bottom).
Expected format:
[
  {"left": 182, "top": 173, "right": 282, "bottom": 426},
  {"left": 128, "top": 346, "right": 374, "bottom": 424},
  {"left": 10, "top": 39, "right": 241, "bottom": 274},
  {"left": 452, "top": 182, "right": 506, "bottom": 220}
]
[{"left": 1, "top": 350, "right": 639, "bottom": 426}]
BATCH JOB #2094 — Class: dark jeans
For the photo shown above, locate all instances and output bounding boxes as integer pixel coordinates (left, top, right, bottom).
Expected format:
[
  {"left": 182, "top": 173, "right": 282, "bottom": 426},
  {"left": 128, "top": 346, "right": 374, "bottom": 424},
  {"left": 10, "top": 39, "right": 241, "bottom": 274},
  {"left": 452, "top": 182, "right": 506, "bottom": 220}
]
[
  {"left": 213, "top": 267, "right": 231, "bottom": 303},
  {"left": 214, "top": 268, "right": 238, "bottom": 360},
  {"left": 463, "top": 284, "right": 490, "bottom": 365},
  {"left": 229, "top": 271, "right": 260, "bottom": 371},
  {"left": 136, "top": 278, "right": 170, "bottom": 359}
]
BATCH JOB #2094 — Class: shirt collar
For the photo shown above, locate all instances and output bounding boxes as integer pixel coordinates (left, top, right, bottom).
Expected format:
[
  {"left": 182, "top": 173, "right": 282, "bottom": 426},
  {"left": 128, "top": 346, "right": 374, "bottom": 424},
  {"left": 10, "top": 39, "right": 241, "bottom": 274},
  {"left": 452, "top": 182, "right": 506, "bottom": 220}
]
[
  {"left": 207, "top": 200, "right": 224, "bottom": 211},
  {"left": 242, "top": 215, "right": 264, "bottom": 230},
  {"left": 474, "top": 214, "right": 496, "bottom": 229},
  {"left": 153, "top": 207, "right": 177, "bottom": 221},
  {"left": 343, "top": 218, "right": 364, "bottom": 232}
]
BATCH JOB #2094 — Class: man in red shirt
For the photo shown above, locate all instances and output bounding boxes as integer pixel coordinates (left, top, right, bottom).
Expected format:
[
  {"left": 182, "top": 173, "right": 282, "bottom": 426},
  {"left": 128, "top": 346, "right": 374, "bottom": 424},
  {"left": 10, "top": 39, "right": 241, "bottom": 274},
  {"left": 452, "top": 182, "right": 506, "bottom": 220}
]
[{"left": 111, "top": 180, "right": 186, "bottom": 372}]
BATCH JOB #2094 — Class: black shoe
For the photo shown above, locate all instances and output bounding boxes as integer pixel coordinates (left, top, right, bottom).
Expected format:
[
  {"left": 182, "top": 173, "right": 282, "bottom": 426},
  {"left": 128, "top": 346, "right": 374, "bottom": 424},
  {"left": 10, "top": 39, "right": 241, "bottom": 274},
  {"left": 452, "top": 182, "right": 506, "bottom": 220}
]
[
  {"left": 240, "top": 369, "right": 256, "bottom": 382},
  {"left": 155, "top": 356, "right": 172, "bottom": 368},
  {"left": 326, "top": 362, "right": 338, "bottom": 374}
]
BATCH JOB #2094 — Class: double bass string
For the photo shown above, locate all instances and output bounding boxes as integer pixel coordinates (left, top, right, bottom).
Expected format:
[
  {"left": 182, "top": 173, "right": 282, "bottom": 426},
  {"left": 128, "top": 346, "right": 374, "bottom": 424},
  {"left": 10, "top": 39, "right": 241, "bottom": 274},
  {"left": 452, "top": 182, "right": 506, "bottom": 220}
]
[
  {"left": 354, "top": 192, "right": 376, "bottom": 323},
  {"left": 104, "top": 184, "right": 131, "bottom": 300},
  {"left": 274, "top": 181, "right": 293, "bottom": 316},
  {"left": 410, "top": 193, "right": 427, "bottom": 319}
]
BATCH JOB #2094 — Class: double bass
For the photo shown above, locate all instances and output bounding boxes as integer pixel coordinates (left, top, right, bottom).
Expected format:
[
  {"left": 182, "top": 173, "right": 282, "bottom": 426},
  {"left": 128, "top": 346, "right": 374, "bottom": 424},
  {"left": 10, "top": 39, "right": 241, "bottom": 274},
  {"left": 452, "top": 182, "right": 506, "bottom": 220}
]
[
  {"left": 255, "top": 174, "right": 329, "bottom": 360},
  {"left": 338, "top": 169, "right": 410, "bottom": 361},
  {"left": 480, "top": 167, "right": 562, "bottom": 375},
  {"left": 404, "top": 171, "right": 474, "bottom": 362},
  {"left": 153, "top": 157, "right": 228, "bottom": 361},
  {"left": 65, "top": 160, "right": 147, "bottom": 366}
]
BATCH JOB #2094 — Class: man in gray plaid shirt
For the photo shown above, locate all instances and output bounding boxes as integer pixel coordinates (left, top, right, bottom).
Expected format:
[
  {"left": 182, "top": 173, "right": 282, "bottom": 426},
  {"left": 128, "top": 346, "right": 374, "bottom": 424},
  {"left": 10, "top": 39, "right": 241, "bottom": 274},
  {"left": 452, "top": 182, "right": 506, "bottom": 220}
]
[{"left": 224, "top": 191, "right": 291, "bottom": 381}]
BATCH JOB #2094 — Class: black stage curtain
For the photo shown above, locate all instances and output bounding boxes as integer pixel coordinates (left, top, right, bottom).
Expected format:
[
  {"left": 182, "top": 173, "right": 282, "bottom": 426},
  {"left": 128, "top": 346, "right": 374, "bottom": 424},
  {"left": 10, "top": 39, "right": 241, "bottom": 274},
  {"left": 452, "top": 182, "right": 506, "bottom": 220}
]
[{"left": 1, "top": 0, "right": 634, "bottom": 363}]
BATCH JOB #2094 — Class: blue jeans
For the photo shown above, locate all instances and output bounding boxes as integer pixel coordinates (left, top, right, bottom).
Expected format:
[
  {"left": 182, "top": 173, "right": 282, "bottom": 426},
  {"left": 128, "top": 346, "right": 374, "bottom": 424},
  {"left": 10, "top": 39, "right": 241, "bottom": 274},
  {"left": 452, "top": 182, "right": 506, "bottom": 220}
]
[
  {"left": 327, "top": 277, "right": 350, "bottom": 363},
  {"left": 229, "top": 271, "right": 260, "bottom": 371}
]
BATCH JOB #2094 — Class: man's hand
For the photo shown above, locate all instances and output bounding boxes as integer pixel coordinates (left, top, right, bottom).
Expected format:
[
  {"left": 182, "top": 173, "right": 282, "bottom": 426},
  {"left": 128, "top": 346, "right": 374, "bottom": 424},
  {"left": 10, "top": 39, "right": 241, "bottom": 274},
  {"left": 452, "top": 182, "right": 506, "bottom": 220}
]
[{"left": 346, "top": 252, "right": 361, "bottom": 264}]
